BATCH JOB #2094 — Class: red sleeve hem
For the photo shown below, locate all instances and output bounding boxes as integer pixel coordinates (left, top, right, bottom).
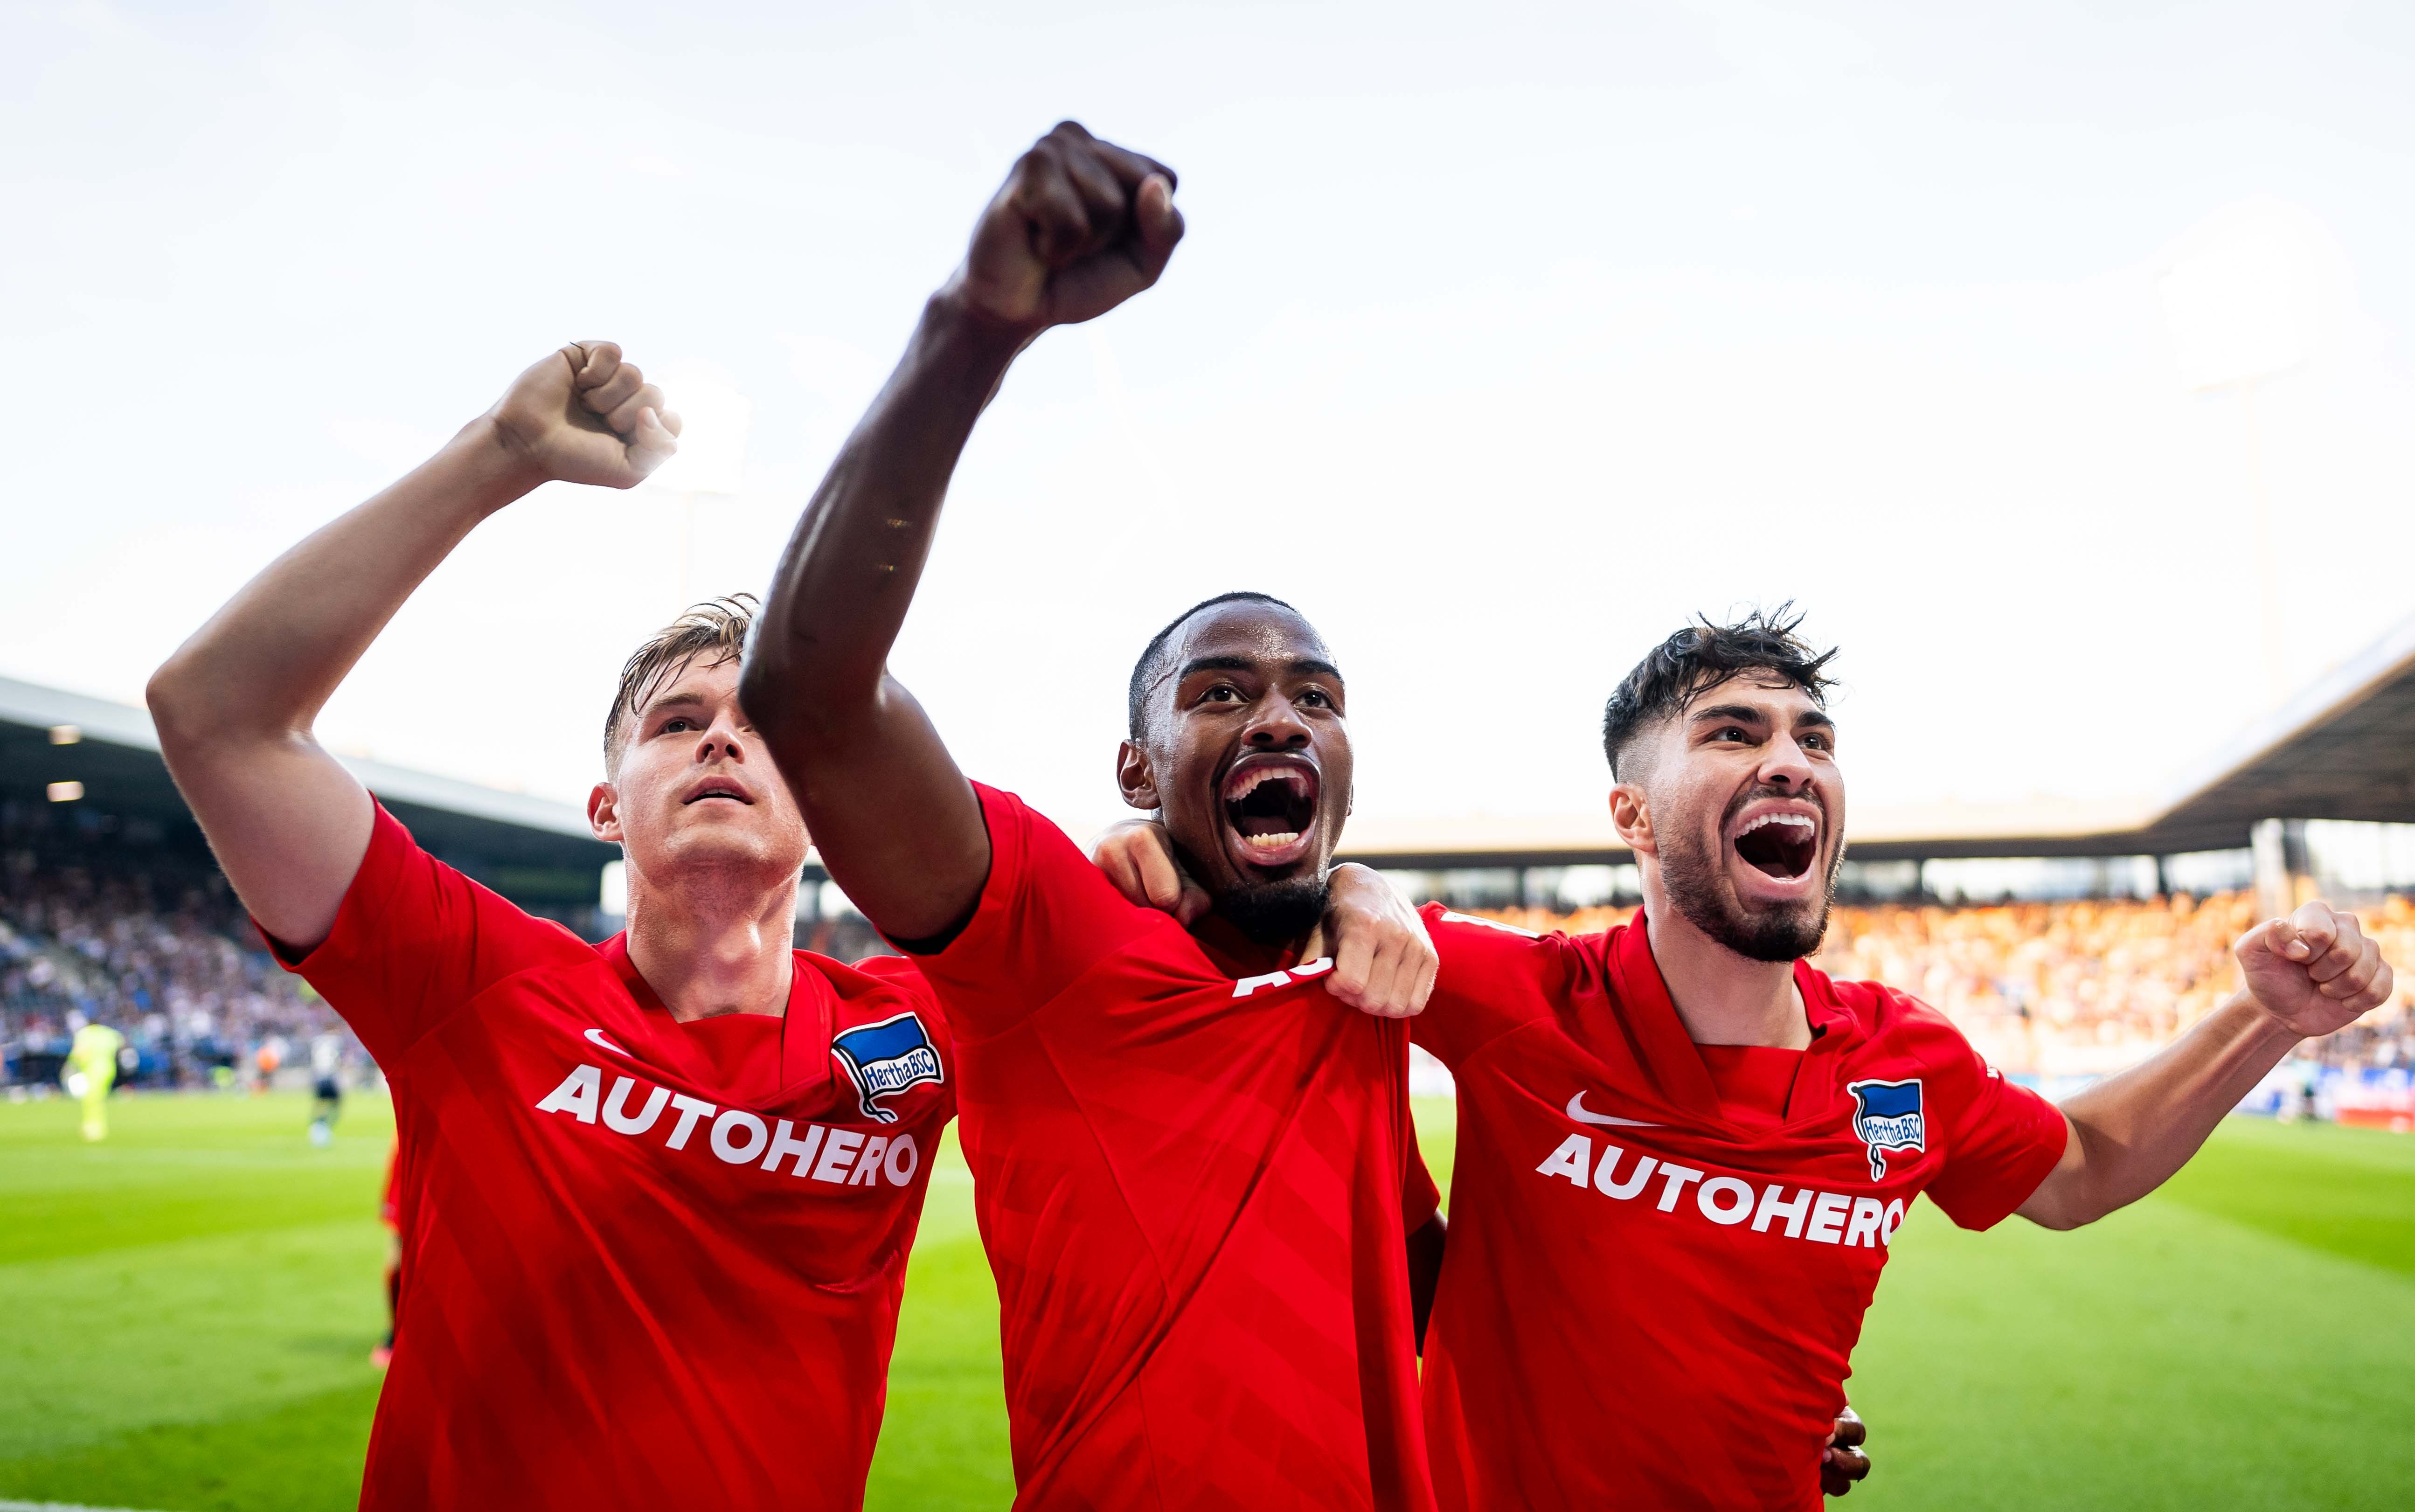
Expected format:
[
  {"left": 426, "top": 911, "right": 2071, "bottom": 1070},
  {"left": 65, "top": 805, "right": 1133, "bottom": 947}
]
[{"left": 1927, "top": 1084, "right": 2070, "bottom": 1232}]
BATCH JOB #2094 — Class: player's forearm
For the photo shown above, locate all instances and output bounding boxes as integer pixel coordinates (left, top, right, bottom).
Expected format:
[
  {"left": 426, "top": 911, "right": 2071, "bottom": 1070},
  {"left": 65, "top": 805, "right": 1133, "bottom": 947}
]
[
  {"left": 149, "top": 419, "right": 537, "bottom": 751},
  {"left": 2025, "top": 992, "right": 2298, "bottom": 1228},
  {"left": 742, "top": 292, "right": 1025, "bottom": 744}
]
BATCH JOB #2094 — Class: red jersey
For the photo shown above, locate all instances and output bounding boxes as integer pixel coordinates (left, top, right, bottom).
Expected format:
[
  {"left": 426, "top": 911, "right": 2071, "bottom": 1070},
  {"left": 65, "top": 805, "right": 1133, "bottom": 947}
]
[
  {"left": 275, "top": 804, "right": 953, "bottom": 1512},
  {"left": 908, "top": 785, "right": 1438, "bottom": 1511},
  {"left": 1414, "top": 909, "right": 2068, "bottom": 1512}
]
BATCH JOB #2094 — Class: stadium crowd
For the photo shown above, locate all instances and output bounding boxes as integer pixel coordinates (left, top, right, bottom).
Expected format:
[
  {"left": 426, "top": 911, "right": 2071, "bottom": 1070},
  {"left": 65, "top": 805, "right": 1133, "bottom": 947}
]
[
  {"left": 0, "top": 838, "right": 354, "bottom": 1090},
  {"left": 11, "top": 814, "right": 2412, "bottom": 1102},
  {"left": 1470, "top": 891, "right": 2415, "bottom": 1080}
]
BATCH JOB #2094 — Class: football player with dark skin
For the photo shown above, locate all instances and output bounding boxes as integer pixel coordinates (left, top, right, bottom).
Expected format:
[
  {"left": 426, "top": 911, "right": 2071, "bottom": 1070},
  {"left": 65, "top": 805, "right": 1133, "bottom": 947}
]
[{"left": 743, "top": 119, "right": 1871, "bottom": 1498}]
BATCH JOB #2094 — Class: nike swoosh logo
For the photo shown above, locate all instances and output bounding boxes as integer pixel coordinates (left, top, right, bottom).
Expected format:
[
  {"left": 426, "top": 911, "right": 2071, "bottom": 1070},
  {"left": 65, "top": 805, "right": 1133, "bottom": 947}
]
[
  {"left": 1567, "top": 1090, "right": 1662, "bottom": 1129},
  {"left": 583, "top": 1028, "right": 630, "bottom": 1056}
]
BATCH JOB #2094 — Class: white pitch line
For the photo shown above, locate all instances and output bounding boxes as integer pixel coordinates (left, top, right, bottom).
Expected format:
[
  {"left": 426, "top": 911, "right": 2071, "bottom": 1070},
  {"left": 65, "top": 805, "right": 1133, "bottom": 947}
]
[{"left": 0, "top": 1500, "right": 174, "bottom": 1512}]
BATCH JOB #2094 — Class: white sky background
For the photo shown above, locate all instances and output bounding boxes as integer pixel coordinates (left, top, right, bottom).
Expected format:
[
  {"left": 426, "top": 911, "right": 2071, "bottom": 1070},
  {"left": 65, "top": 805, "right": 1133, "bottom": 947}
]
[{"left": 7, "top": 0, "right": 2415, "bottom": 834}]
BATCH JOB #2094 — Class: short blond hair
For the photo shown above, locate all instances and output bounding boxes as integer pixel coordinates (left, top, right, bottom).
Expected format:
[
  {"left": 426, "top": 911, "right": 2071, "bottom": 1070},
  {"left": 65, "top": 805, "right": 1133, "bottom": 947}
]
[{"left": 604, "top": 595, "right": 756, "bottom": 773}]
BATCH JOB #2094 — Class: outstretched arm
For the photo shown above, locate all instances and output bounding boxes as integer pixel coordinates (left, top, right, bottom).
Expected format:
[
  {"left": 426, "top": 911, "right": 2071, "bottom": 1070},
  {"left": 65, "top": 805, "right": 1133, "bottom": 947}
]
[
  {"left": 742, "top": 123, "right": 1182, "bottom": 942},
  {"left": 2017, "top": 901, "right": 2393, "bottom": 1229},
  {"left": 148, "top": 345, "right": 678, "bottom": 950}
]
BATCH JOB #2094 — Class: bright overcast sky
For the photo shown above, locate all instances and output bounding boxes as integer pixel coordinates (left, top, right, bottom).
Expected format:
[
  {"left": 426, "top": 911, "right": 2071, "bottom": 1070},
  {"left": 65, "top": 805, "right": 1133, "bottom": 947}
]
[{"left": 8, "top": 1, "right": 2415, "bottom": 835}]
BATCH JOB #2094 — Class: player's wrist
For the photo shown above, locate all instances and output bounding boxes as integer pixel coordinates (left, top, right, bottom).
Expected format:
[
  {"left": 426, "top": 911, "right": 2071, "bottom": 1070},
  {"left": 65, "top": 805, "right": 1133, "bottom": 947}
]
[
  {"left": 442, "top": 413, "right": 553, "bottom": 513},
  {"left": 2224, "top": 987, "right": 2313, "bottom": 1050},
  {"left": 923, "top": 283, "right": 1046, "bottom": 366}
]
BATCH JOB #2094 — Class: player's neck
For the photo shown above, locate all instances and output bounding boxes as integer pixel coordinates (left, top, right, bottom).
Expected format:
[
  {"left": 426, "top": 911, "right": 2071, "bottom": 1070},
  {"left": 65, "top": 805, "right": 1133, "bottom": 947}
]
[
  {"left": 623, "top": 871, "right": 798, "bottom": 1023},
  {"left": 1641, "top": 901, "right": 1811, "bottom": 1051}
]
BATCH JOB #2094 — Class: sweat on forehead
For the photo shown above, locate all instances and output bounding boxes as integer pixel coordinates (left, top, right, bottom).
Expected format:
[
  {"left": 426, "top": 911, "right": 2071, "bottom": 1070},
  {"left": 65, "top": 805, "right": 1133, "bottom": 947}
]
[{"left": 1125, "top": 591, "right": 1331, "bottom": 739}]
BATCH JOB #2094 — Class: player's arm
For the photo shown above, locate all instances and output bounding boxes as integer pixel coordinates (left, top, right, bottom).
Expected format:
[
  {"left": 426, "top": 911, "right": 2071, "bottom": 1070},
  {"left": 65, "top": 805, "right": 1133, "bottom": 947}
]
[
  {"left": 741, "top": 123, "right": 1182, "bottom": 942},
  {"left": 2016, "top": 901, "right": 2392, "bottom": 1230},
  {"left": 1089, "top": 819, "right": 1438, "bottom": 1017},
  {"left": 147, "top": 346, "right": 678, "bottom": 950}
]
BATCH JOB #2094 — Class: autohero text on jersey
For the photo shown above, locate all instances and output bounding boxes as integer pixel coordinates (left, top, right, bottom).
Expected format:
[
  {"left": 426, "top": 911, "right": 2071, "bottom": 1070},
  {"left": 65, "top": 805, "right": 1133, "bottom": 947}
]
[
  {"left": 534, "top": 1063, "right": 923, "bottom": 1188},
  {"left": 1535, "top": 1132, "right": 1907, "bottom": 1248}
]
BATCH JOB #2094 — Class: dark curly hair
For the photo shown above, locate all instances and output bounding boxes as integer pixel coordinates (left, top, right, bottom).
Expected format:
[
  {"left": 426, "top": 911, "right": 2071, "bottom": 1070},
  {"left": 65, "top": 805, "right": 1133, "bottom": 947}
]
[{"left": 1601, "top": 604, "right": 1838, "bottom": 779}]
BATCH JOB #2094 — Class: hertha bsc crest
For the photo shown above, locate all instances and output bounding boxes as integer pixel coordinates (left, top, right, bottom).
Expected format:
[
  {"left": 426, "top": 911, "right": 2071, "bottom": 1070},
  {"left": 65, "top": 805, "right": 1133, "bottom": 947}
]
[
  {"left": 1846, "top": 1078, "right": 1926, "bottom": 1182},
  {"left": 830, "top": 1013, "right": 944, "bottom": 1124}
]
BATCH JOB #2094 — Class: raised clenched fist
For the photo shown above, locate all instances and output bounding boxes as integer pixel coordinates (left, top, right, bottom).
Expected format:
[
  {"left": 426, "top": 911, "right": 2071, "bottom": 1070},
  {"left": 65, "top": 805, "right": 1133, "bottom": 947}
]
[
  {"left": 951, "top": 121, "right": 1184, "bottom": 335},
  {"left": 486, "top": 341, "right": 683, "bottom": 489},
  {"left": 2235, "top": 900, "right": 2395, "bottom": 1038}
]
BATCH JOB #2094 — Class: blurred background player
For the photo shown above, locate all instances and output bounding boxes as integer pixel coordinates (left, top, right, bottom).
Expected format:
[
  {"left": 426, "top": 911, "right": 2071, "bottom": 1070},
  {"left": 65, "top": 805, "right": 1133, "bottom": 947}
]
[
  {"left": 66, "top": 1014, "right": 125, "bottom": 1141},
  {"left": 251, "top": 1035, "right": 281, "bottom": 1096},
  {"left": 308, "top": 1029, "right": 343, "bottom": 1146}
]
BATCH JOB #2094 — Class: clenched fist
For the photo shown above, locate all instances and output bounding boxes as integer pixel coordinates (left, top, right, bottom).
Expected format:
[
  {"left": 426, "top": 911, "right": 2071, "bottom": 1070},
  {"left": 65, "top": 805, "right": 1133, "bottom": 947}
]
[
  {"left": 951, "top": 121, "right": 1184, "bottom": 335},
  {"left": 486, "top": 341, "right": 682, "bottom": 489},
  {"left": 2235, "top": 901, "right": 2394, "bottom": 1037}
]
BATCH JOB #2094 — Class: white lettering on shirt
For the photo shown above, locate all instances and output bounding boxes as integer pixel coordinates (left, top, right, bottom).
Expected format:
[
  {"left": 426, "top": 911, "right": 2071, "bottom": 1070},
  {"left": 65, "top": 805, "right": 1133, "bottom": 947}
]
[
  {"left": 763, "top": 1119, "right": 825, "bottom": 1176},
  {"left": 1844, "top": 1196, "right": 1885, "bottom": 1248},
  {"left": 1539, "top": 1142, "right": 1904, "bottom": 1252},
  {"left": 535, "top": 1065, "right": 602, "bottom": 1124},
  {"left": 1653, "top": 1164, "right": 1706, "bottom": 1212},
  {"left": 1595, "top": 1144, "right": 1658, "bottom": 1199},
  {"left": 1232, "top": 958, "right": 1342, "bottom": 998},
  {"left": 1697, "top": 1176, "right": 1756, "bottom": 1225},
  {"left": 1753, "top": 1185, "right": 1814, "bottom": 1237},
  {"left": 813, "top": 1129, "right": 865, "bottom": 1183},
  {"left": 1538, "top": 1133, "right": 1592, "bottom": 1186},
  {"left": 711, "top": 1110, "right": 770, "bottom": 1165},
  {"left": 847, "top": 1136, "right": 890, "bottom": 1186},
  {"left": 664, "top": 1094, "right": 717, "bottom": 1151},
  {"left": 533, "top": 1060, "right": 925, "bottom": 1188},
  {"left": 604, "top": 1076, "right": 669, "bottom": 1135}
]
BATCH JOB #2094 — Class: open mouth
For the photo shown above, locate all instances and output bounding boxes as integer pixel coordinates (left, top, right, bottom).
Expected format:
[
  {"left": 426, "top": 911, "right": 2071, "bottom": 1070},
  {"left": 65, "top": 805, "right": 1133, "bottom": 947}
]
[
  {"left": 1732, "top": 811, "right": 1817, "bottom": 880},
  {"left": 683, "top": 784, "right": 753, "bottom": 806},
  {"left": 1221, "top": 760, "right": 1318, "bottom": 867}
]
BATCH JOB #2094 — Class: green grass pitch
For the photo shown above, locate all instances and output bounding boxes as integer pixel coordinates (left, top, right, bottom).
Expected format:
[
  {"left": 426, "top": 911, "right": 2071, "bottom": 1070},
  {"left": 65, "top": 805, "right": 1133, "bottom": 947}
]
[{"left": 1, "top": 1091, "right": 2410, "bottom": 1509}]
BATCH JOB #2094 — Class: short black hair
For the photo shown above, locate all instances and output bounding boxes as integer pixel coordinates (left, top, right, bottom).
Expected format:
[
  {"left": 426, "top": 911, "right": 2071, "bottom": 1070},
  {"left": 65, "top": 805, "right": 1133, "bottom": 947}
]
[
  {"left": 1601, "top": 604, "right": 1838, "bottom": 779},
  {"left": 1127, "top": 591, "right": 1300, "bottom": 739}
]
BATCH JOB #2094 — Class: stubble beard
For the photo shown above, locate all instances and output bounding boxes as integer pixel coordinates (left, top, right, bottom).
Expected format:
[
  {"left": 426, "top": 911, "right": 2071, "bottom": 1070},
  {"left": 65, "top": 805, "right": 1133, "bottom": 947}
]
[
  {"left": 1658, "top": 823, "right": 1841, "bottom": 964},
  {"left": 1214, "top": 871, "right": 1332, "bottom": 947}
]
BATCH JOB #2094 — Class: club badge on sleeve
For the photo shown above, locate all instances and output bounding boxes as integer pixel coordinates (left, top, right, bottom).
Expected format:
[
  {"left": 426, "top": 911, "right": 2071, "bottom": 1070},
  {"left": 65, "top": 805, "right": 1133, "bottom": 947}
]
[
  {"left": 1846, "top": 1078, "right": 1925, "bottom": 1182},
  {"left": 830, "top": 1012, "right": 944, "bottom": 1124}
]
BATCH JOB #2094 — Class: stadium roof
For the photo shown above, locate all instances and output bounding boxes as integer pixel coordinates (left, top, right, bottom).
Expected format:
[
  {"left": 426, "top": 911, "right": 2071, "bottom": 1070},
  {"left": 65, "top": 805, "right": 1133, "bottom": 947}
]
[
  {"left": 0, "top": 674, "right": 616, "bottom": 906},
  {"left": 1325, "top": 605, "right": 2415, "bottom": 869}
]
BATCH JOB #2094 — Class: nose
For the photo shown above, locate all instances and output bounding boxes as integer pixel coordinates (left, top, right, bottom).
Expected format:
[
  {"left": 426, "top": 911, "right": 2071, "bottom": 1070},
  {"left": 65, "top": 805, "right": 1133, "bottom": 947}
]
[
  {"left": 1759, "top": 734, "right": 1814, "bottom": 791},
  {"left": 1242, "top": 691, "right": 1312, "bottom": 751},
  {"left": 691, "top": 711, "right": 751, "bottom": 764}
]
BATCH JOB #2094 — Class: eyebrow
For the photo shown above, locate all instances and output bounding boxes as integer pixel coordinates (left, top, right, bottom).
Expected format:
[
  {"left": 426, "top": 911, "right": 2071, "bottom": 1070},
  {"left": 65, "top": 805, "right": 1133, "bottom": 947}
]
[
  {"left": 639, "top": 687, "right": 715, "bottom": 721},
  {"left": 1689, "top": 703, "right": 1836, "bottom": 731},
  {"left": 1177, "top": 655, "right": 1344, "bottom": 683}
]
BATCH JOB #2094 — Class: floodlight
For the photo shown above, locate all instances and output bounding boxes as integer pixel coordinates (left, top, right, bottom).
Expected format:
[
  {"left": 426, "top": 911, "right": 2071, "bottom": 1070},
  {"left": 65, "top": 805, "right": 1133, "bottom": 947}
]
[
  {"left": 49, "top": 724, "right": 80, "bottom": 745},
  {"left": 48, "top": 781, "right": 84, "bottom": 802}
]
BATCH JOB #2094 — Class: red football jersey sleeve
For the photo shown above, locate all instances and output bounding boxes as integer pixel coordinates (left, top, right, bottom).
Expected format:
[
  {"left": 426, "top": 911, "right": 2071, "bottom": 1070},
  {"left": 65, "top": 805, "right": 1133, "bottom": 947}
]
[
  {"left": 909, "top": 784, "right": 1434, "bottom": 1512},
  {"left": 1905, "top": 1000, "right": 2070, "bottom": 1229},
  {"left": 271, "top": 802, "right": 589, "bottom": 1064},
  {"left": 268, "top": 803, "right": 954, "bottom": 1512}
]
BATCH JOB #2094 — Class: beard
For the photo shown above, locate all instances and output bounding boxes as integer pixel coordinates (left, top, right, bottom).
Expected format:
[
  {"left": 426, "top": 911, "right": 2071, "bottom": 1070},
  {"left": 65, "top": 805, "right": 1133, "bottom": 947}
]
[
  {"left": 1214, "top": 872, "right": 1332, "bottom": 947},
  {"left": 1658, "top": 815, "right": 1841, "bottom": 964}
]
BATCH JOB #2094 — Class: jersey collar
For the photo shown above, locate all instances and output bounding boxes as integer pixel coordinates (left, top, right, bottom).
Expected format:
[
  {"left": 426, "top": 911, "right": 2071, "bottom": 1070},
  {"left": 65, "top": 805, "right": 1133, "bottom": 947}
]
[
  {"left": 1608, "top": 911, "right": 1857, "bottom": 1126},
  {"left": 597, "top": 934, "right": 836, "bottom": 1102}
]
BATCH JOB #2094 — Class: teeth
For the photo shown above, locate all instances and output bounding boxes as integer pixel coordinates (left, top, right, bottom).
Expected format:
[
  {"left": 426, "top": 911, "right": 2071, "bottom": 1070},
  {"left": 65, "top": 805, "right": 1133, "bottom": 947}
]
[
  {"left": 1225, "top": 766, "right": 1311, "bottom": 801},
  {"left": 1241, "top": 831, "right": 1302, "bottom": 850},
  {"left": 1739, "top": 812, "right": 1815, "bottom": 836}
]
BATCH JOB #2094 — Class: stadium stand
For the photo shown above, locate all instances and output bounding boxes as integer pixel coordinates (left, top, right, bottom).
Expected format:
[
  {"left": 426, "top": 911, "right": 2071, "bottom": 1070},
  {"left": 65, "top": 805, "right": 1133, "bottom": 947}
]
[{"left": 0, "top": 673, "right": 876, "bottom": 1089}]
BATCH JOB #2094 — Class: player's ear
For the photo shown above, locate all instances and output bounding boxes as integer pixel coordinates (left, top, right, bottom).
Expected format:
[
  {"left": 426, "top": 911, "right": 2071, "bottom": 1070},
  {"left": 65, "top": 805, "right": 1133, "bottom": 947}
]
[
  {"left": 588, "top": 782, "right": 625, "bottom": 843},
  {"left": 1609, "top": 783, "right": 1654, "bottom": 854},
  {"left": 1116, "top": 739, "right": 1161, "bottom": 812}
]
